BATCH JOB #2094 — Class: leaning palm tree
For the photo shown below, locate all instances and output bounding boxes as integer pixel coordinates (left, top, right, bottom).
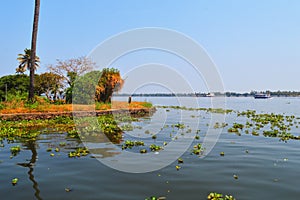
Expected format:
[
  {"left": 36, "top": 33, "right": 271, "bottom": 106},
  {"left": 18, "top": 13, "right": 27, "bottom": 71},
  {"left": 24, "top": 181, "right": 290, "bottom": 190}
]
[{"left": 16, "top": 48, "right": 40, "bottom": 73}]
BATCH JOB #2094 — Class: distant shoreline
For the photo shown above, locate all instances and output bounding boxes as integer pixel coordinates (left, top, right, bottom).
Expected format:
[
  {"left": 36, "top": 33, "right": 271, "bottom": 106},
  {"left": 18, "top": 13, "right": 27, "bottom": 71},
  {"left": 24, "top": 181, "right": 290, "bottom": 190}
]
[{"left": 115, "top": 92, "right": 300, "bottom": 98}]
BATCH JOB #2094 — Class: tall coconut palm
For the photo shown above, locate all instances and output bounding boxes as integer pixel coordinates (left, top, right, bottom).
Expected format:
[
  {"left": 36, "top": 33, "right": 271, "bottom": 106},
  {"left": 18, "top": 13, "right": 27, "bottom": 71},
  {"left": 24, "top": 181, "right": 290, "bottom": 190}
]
[
  {"left": 16, "top": 48, "right": 40, "bottom": 73},
  {"left": 28, "top": 0, "right": 40, "bottom": 101}
]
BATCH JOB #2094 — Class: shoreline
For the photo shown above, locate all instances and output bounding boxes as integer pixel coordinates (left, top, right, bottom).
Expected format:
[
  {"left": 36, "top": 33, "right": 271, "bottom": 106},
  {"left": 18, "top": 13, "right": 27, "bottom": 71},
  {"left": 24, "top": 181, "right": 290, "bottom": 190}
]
[{"left": 0, "top": 107, "right": 156, "bottom": 121}]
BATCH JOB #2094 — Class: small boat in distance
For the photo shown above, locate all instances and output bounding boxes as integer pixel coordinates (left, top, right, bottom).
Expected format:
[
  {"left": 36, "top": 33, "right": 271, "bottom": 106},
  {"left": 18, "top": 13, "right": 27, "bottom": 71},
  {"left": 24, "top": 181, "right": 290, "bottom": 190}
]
[
  {"left": 205, "top": 93, "right": 215, "bottom": 97},
  {"left": 254, "top": 93, "right": 271, "bottom": 99}
]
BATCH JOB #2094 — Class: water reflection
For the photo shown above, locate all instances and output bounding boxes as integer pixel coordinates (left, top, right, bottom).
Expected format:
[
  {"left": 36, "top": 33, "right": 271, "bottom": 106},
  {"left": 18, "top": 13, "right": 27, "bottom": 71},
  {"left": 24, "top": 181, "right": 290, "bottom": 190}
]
[
  {"left": 90, "top": 147, "right": 121, "bottom": 158},
  {"left": 17, "top": 141, "right": 42, "bottom": 200}
]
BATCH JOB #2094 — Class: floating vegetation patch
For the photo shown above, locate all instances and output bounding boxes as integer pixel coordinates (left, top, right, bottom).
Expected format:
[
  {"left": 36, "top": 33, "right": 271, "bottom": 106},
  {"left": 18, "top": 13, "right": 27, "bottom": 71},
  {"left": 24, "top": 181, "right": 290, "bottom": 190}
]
[
  {"left": 207, "top": 192, "right": 235, "bottom": 200},
  {"left": 232, "top": 110, "right": 300, "bottom": 141},
  {"left": 145, "top": 196, "right": 166, "bottom": 200},
  {"left": 192, "top": 143, "right": 204, "bottom": 155},
  {"left": 0, "top": 114, "right": 138, "bottom": 157},
  {"left": 10, "top": 145, "right": 21, "bottom": 156},
  {"left": 177, "top": 158, "right": 184, "bottom": 163},
  {"left": 120, "top": 123, "right": 134, "bottom": 131},
  {"left": 214, "top": 122, "right": 228, "bottom": 129},
  {"left": 158, "top": 105, "right": 300, "bottom": 141},
  {"left": 68, "top": 147, "right": 89, "bottom": 158},
  {"left": 121, "top": 140, "right": 145, "bottom": 150},
  {"left": 149, "top": 144, "right": 163, "bottom": 152},
  {"left": 173, "top": 123, "right": 185, "bottom": 129},
  {"left": 11, "top": 178, "right": 18, "bottom": 186},
  {"left": 156, "top": 106, "right": 233, "bottom": 114}
]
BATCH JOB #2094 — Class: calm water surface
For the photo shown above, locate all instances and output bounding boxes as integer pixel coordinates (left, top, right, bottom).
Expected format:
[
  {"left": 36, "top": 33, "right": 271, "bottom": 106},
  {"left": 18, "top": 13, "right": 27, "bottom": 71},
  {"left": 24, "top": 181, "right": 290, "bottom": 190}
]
[{"left": 1, "top": 97, "right": 300, "bottom": 199}]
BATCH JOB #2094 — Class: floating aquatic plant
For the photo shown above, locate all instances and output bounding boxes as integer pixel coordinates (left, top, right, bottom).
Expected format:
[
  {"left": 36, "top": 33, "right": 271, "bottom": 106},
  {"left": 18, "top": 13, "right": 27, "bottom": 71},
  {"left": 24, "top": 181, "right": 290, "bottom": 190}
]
[
  {"left": 11, "top": 178, "right": 18, "bottom": 186},
  {"left": 174, "top": 123, "right": 185, "bottom": 129},
  {"left": 68, "top": 147, "right": 89, "bottom": 158},
  {"left": 145, "top": 196, "right": 166, "bottom": 200},
  {"left": 207, "top": 192, "right": 235, "bottom": 200},
  {"left": 149, "top": 144, "right": 163, "bottom": 152},
  {"left": 10, "top": 145, "right": 21, "bottom": 156},
  {"left": 122, "top": 140, "right": 145, "bottom": 150},
  {"left": 192, "top": 143, "right": 203, "bottom": 155},
  {"left": 140, "top": 149, "right": 147, "bottom": 153}
]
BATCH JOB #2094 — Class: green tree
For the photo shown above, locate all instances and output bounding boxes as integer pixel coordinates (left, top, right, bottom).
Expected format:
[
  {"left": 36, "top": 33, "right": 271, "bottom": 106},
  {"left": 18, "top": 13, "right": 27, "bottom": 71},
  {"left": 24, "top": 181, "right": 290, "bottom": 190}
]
[
  {"left": 65, "top": 71, "right": 77, "bottom": 103},
  {"left": 16, "top": 48, "right": 40, "bottom": 74},
  {"left": 0, "top": 74, "right": 30, "bottom": 101},
  {"left": 72, "top": 68, "right": 124, "bottom": 104},
  {"left": 35, "top": 72, "right": 64, "bottom": 101},
  {"left": 72, "top": 71, "right": 101, "bottom": 104},
  {"left": 28, "top": 0, "right": 40, "bottom": 101}
]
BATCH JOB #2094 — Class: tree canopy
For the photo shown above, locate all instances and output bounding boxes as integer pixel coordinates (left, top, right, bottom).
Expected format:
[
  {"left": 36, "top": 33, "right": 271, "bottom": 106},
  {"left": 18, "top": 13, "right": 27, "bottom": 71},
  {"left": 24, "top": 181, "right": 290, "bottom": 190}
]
[
  {"left": 16, "top": 48, "right": 40, "bottom": 74},
  {"left": 72, "top": 68, "right": 124, "bottom": 104},
  {"left": 48, "top": 57, "right": 94, "bottom": 87},
  {"left": 0, "top": 74, "right": 29, "bottom": 101},
  {"left": 35, "top": 72, "right": 64, "bottom": 100},
  {"left": 96, "top": 68, "right": 124, "bottom": 103}
]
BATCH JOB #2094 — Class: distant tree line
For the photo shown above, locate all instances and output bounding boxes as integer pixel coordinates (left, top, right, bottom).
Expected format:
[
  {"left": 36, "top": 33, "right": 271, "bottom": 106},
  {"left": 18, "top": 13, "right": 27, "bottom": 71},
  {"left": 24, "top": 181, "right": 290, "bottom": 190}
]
[{"left": 115, "top": 91, "right": 300, "bottom": 97}]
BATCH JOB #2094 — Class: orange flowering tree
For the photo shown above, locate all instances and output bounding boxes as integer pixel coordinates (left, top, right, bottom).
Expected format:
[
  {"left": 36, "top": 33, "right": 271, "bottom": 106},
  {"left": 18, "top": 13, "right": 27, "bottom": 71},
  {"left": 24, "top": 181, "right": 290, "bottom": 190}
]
[
  {"left": 73, "top": 68, "right": 124, "bottom": 104},
  {"left": 95, "top": 68, "right": 124, "bottom": 103}
]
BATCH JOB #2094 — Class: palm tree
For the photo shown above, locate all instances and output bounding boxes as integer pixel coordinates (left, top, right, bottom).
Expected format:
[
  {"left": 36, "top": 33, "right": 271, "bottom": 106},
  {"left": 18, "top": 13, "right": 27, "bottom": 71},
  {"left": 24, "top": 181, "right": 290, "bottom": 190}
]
[
  {"left": 29, "top": 0, "right": 40, "bottom": 101},
  {"left": 16, "top": 48, "right": 40, "bottom": 73}
]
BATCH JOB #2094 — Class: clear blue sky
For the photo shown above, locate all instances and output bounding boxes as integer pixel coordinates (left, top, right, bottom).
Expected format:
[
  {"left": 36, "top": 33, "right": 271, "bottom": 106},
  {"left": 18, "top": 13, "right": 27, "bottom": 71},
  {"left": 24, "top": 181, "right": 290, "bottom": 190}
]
[{"left": 0, "top": 0, "right": 299, "bottom": 92}]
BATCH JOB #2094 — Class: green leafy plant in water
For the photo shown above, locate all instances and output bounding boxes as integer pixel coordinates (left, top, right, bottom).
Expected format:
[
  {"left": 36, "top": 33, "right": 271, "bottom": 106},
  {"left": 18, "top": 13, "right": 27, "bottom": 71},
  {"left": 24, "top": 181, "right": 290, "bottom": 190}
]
[
  {"left": 122, "top": 140, "right": 144, "bottom": 150},
  {"left": 227, "top": 128, "right": 239, "bottom": 133},
  {"left": 232, "top": 123, "right": 244, "bottom": 129},
  {"left": 207, "top": 192, "right": 235, "bottom": 200},
  {"left": 174, "top": 123, "right": 185, "bottom": 129},
  {"left": 68, "top": 147, "right": 89, "bottom": 158},
  {"left": 120, "top": 123, "right": 134, "bottom": 131},
  {"left": 140, "top": 149, "right": 147, "bottom": 153},
  {"left": 67, "top": 129, "right": 80, "bottom": 139},
  {"left": 59, "top": 142, "right": 66, "bottom": 146},
  {"left": 192, "top": 143, "right": 203, "bottom": 155},
  {"left": 149, "top": 144, "right": 163, "bottom": 152},
  {"left": 11, "top": 178, "right": 18, "bottom": 186},
  {"left": 252, "top": 130, "right": 259, "bottom": 136},
  {"left": 46, "top": 148, "right": 52, "bottom": 152},
  {"left": 10, "top": 145, "right": 21, "bottom": 156}
]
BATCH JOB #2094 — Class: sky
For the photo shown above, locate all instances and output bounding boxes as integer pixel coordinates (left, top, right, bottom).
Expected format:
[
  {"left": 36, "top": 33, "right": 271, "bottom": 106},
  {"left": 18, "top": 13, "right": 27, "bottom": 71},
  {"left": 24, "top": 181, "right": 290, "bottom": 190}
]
[{"left": 0, "top": 0, "right": 300, "bottom": 93}]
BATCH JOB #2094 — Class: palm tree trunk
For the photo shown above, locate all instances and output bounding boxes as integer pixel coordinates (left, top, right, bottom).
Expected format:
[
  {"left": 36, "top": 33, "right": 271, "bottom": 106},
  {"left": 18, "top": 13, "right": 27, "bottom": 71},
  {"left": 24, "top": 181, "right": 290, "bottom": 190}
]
[{"left": 29, "top": 0, "right": 40, "bottom": 101}]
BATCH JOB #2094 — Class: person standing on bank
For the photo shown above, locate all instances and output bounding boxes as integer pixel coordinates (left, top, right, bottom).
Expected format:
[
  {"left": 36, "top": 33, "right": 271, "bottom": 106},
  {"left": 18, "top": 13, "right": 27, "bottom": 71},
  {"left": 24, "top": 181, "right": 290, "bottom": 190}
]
[{"left": 128, "top": 96, "right": 132, "bottom": 104}]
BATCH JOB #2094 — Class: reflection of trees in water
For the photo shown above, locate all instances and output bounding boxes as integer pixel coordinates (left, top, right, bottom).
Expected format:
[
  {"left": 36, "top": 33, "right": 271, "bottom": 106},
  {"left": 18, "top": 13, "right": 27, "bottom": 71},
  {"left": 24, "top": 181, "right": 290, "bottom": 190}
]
[
  {"left": 17, "top": 141, "right": 42, "bottom": 200},
  {"left": 89, "top": 148, "right": 121, "bottom": 158}
]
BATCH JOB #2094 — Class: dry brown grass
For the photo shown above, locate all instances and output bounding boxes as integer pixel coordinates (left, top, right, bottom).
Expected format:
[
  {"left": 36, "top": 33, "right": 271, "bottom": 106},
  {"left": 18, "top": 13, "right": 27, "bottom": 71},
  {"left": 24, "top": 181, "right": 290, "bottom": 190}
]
[{"left": 0, "top": 100, "right": 152, "bottom": 114}]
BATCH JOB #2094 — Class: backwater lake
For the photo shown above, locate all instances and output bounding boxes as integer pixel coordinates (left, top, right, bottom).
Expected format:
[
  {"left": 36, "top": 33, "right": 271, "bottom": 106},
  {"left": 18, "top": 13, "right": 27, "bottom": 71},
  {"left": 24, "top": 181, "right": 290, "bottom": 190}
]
[{"left": 1, "top": 97, "right": 300, "bottom": 199}]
